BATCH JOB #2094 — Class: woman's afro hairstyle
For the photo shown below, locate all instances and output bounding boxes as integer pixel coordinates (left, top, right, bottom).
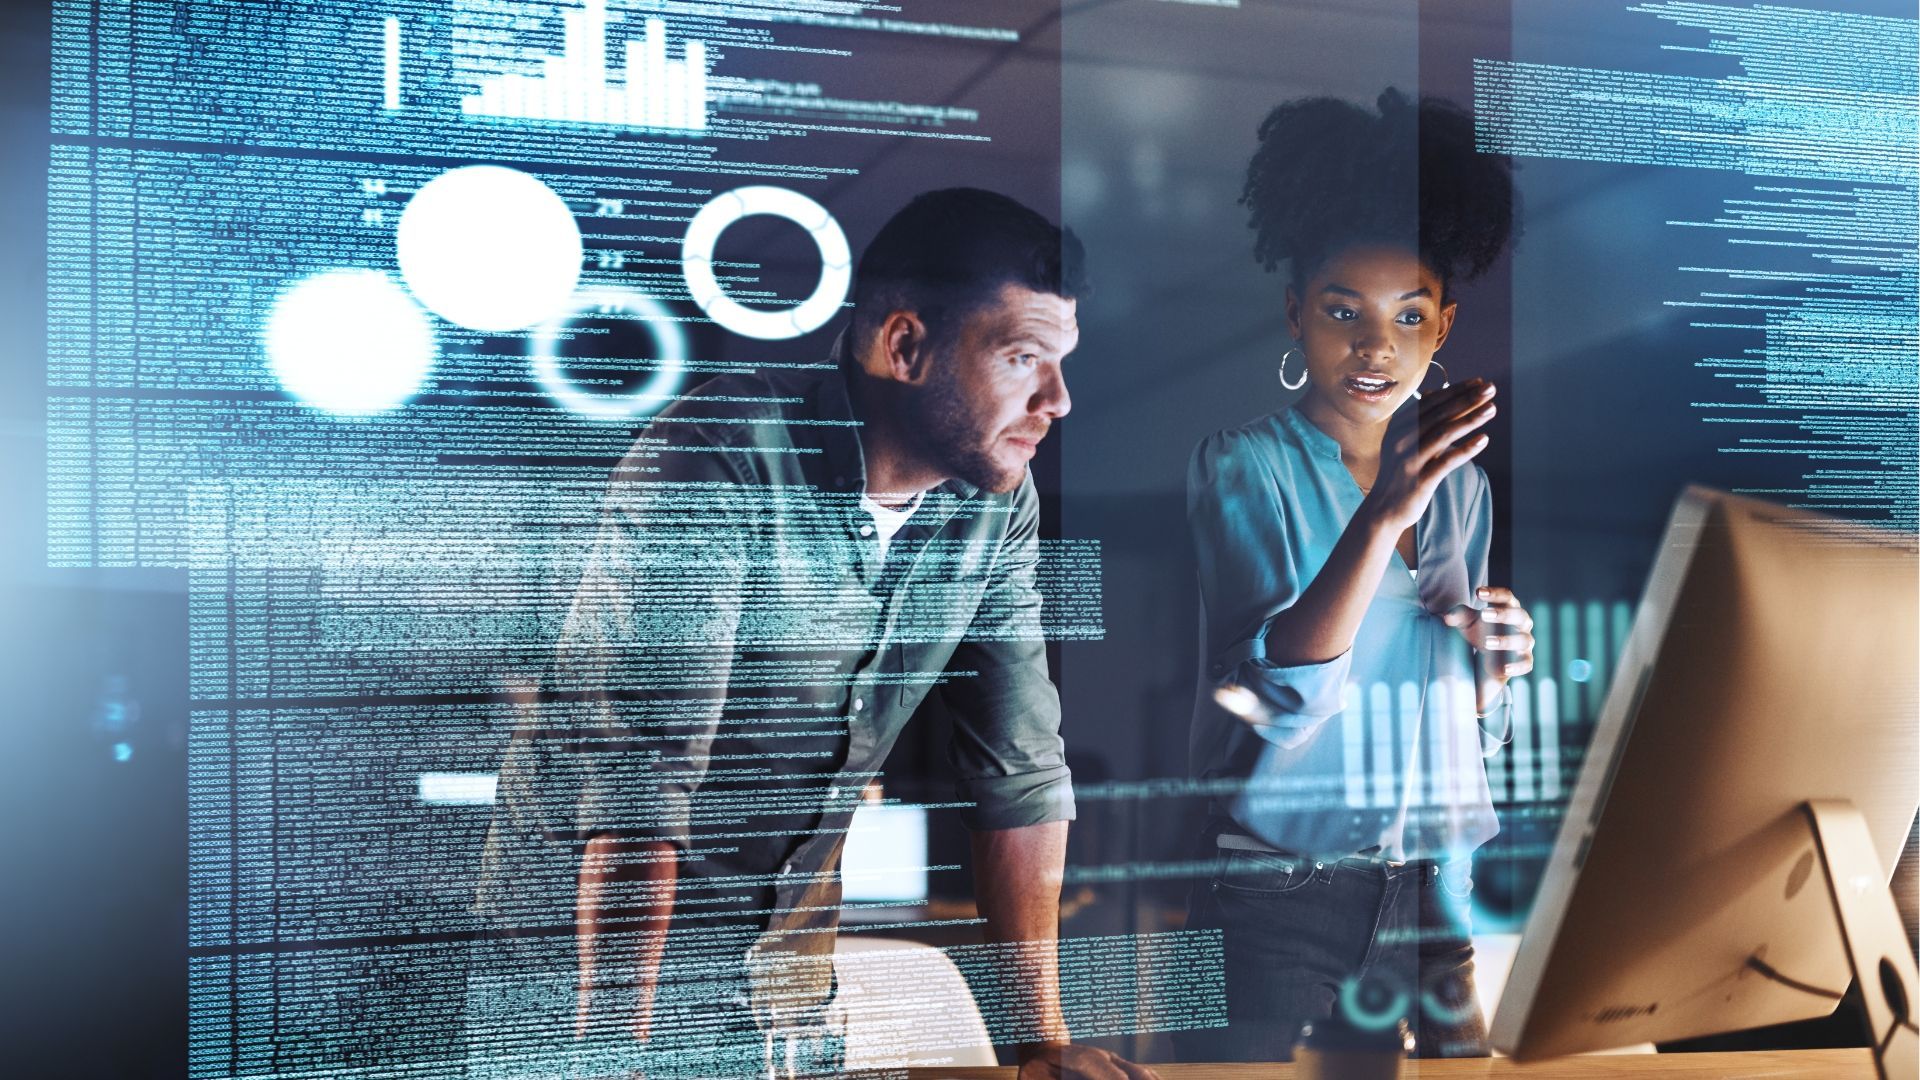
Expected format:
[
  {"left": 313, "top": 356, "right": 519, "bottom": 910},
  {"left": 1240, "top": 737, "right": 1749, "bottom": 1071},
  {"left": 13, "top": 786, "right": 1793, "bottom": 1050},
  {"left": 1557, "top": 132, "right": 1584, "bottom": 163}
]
[{"left": 1241, "top": 87, "right": 1518, "bottom": 297}]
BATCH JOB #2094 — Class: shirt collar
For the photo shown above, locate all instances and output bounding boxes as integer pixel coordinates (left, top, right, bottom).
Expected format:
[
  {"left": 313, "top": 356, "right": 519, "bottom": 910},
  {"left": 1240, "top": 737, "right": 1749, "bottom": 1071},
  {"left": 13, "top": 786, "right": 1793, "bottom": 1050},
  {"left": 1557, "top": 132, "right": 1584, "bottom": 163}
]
[
  {"left": 1280, "top": 404, "right": 1348, "bottom": 464},
  {"left": 859, "top": 490, "right": 924, "bottom": 521},
  {"left": 813, "top": 330, "right": 867, "bottom": 496}
]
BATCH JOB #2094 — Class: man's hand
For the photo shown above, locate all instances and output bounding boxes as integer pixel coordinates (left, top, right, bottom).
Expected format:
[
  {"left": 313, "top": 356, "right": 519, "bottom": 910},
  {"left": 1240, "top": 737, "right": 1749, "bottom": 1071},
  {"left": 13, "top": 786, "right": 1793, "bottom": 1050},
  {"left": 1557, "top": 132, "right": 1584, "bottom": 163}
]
[
  {"left": 1017, "top": 1042, "right": 1160, "bottom": 1079},
  {"left": 1444, "top": 585, "right": 1535, "bottom": 711}
]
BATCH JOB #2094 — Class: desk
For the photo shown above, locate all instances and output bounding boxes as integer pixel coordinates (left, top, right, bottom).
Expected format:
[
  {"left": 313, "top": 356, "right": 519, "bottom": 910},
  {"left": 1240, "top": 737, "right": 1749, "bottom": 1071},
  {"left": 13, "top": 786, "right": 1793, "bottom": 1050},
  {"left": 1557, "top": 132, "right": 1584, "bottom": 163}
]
[{"left": 906, "top": 1048, "right": 1873, "bottom": 1078}]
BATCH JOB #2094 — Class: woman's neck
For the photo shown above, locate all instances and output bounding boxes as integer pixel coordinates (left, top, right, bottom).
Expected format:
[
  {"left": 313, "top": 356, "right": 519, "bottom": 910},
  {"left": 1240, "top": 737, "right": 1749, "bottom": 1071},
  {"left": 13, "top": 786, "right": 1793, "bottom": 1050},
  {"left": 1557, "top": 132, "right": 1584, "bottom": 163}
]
[{"left": 1297, "top": 390, "right": 1390, "bottom": 474}]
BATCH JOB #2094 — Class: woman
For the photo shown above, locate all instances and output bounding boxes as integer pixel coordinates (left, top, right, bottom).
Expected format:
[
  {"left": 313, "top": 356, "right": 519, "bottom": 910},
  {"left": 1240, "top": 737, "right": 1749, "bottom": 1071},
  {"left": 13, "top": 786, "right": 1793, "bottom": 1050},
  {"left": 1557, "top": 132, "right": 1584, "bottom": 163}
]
[{"left": 1175, "top": 89, "right": 1533, "bottom": 1062}]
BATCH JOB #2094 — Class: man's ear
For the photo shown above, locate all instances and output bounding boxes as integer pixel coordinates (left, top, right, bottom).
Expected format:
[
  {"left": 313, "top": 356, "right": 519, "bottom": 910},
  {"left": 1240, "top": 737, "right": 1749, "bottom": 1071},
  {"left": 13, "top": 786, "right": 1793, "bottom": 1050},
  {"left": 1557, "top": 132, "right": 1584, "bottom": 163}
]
[{"left": 878, "top": 310, "right": 935, "bottom": 384}]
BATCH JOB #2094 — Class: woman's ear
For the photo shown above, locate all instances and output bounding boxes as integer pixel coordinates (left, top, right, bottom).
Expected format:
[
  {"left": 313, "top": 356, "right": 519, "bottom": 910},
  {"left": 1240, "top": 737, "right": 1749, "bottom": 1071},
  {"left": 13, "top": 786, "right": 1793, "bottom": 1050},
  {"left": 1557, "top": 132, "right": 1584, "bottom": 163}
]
[
  {"left": 1284, "top": 286, "right": 1302, "bottom": 341},
  {"left": 1433, "top": 300, "right": 1460, "bottom": 352}
]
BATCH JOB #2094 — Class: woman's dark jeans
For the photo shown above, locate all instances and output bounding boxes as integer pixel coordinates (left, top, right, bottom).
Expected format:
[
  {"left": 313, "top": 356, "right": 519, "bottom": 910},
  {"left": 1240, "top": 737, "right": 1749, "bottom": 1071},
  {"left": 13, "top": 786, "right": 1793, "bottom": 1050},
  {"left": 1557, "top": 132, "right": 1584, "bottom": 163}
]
[{"left": 1173, "top": 848, "right": 1489, "bottom": 1063}]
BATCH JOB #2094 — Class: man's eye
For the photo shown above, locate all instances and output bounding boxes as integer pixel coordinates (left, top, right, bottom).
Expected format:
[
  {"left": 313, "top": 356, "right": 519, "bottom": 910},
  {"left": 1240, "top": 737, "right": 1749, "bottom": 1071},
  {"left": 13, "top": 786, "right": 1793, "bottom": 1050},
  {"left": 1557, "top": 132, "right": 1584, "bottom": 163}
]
[{"left": 1011, "top": 353, "right": 1038, "bottom": 368}]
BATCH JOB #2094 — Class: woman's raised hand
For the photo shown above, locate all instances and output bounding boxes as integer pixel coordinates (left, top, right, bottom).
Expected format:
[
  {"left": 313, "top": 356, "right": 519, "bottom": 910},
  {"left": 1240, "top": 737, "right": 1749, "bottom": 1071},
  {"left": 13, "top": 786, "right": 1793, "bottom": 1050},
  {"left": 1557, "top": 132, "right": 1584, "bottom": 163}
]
[{"left": 1362, "top": 378, "right": 1496, "bottom": 533}]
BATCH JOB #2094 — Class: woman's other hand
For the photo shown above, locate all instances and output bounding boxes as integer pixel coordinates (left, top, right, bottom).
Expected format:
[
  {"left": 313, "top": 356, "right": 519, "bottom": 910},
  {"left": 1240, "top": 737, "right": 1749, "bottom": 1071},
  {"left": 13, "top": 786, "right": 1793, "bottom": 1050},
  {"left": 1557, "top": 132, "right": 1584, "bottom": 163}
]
[
  {"left": 1361, "top": 378, "right": 1496, "bottom": 534},
  {"left": 1444, "top": 586, "right": 1535, "bottom": 710}
]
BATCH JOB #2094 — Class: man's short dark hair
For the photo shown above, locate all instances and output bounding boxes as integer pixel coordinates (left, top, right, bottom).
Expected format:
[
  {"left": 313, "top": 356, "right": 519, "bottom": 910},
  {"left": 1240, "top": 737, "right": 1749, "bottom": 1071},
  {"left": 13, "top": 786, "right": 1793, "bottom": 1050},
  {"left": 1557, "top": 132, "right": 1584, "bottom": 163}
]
[{"left": 850, "top": 188, "right": 1089, "bottom": 348}]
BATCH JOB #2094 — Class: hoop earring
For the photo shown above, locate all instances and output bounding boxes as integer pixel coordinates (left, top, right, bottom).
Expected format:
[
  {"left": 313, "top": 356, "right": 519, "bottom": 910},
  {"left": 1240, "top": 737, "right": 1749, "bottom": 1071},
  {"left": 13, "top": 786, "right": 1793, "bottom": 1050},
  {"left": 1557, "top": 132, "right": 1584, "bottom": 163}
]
[
  {"left": 1278, "top": 346, "right": 1309, "bottom": 391},
  {"left": 1412, "top": 359, "right": 1450, "bottom": 400}
]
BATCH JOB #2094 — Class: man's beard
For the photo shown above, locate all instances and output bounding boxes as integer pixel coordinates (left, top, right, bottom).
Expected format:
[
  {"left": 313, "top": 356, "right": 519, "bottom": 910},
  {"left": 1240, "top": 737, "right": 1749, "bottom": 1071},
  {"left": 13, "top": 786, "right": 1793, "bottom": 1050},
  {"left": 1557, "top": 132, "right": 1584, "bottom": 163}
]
[{"left": 900, "top": 363, "right": 1026, "bottom": 494}]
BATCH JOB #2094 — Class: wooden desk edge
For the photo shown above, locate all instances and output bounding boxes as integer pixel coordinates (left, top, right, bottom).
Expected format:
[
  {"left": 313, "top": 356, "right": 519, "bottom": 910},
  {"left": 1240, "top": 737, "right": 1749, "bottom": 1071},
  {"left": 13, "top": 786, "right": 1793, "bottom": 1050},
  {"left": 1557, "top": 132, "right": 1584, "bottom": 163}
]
[{"left": 896, "top": 1047, "right": 1874, "bottom": 1078}]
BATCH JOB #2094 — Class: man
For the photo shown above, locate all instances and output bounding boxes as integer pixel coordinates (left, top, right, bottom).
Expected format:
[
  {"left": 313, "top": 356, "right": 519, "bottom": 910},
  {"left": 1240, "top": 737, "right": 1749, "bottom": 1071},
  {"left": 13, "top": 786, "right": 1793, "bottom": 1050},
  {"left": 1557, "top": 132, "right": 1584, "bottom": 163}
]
[{"left": 480, "top": 188, "right": 1154, "bottom": 1079}]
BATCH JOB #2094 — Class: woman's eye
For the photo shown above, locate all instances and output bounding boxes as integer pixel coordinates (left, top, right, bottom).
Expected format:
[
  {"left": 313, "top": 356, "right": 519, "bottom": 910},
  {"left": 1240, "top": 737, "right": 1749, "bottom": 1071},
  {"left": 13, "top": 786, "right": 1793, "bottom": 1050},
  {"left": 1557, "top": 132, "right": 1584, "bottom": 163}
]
[
  {"left": 1326, "top": 306, "right": 1356, "bottom": 321},
  {"left": 1397, "top": 311, "right": 1426, "bottom": 326}
]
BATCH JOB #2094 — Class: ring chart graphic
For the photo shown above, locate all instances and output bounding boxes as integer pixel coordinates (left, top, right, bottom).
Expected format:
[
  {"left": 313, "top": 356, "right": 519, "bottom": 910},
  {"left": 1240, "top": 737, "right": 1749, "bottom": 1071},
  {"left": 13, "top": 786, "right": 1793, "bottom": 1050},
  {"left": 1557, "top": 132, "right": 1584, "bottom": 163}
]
[
  {"left": 681, "top": 186, "right": 851, "bottom": 341},
  {"left": 530, "top": 286, "right": 689, "bottom": 420}
]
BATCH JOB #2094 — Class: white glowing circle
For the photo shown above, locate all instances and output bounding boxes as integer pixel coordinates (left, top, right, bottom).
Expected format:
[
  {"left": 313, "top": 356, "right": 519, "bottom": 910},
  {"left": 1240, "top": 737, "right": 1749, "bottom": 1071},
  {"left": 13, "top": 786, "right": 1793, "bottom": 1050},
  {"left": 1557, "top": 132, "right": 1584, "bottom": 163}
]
[
  {"left": 680, "top": 185, "right": 850, "bottom": 341},
  {"left": 396, "top": 165, "right": 583, "bottom": 332},
  {"left": 265, "top": 269, "right": 436, "bottom": 414},
  {"left": 531, "top": 286, "right": 689, "bottom": 420}
]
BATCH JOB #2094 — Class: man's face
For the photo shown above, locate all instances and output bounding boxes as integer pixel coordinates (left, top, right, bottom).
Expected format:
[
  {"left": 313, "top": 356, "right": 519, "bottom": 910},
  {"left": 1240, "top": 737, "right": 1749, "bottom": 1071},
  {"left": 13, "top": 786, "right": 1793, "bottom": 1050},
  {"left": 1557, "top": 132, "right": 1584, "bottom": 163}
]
[{"left": 904, "top": 283, "right": 1078, "bottom": 493}]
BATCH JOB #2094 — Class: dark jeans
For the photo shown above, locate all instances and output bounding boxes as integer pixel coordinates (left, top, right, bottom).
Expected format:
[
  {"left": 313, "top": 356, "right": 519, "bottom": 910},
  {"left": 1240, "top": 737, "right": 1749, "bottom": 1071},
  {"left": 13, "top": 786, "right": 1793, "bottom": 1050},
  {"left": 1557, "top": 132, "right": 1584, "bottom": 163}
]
[{"left": 1173, "top": 848, "right": 1489, "bottom": 1063}]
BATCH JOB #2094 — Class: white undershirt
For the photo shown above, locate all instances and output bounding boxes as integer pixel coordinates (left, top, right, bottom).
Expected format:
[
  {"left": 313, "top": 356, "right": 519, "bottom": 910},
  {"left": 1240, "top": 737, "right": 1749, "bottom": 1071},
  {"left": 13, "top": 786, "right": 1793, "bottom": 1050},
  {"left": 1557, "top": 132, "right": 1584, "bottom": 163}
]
[{"left": 859, "top": 492, "right": 922, "bottom": 559}]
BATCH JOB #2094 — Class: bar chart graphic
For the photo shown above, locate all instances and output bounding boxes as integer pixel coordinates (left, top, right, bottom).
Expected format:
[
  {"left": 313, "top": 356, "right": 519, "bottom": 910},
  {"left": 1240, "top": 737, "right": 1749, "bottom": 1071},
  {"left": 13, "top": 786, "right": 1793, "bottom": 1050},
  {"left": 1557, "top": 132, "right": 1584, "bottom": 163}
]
[
  {"left": 460, "top": 0, "right": 709, "bottom": 132},
  {"left": 382, "top": 16, "right": 401, "bottom": 110}
]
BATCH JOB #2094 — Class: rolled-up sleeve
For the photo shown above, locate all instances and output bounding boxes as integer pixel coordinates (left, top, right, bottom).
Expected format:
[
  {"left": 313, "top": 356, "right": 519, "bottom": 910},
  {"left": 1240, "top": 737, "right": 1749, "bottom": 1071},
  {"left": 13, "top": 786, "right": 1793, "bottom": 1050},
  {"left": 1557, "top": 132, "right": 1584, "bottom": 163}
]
[
  {"left": 1189, "top": 429, "right": 1352, "bottom": 750},
  {"left": 1464, "top": 466, "right": 1512, "bottom": 756},
  {"left": 557, "top": 437, "right": 750, "bottom": 850},
  {"left": 474, "top": 435, "right": 747, "bottom": 925},
  {"left": 942, "top": 474, "right": 1075, "bottom": 831}
]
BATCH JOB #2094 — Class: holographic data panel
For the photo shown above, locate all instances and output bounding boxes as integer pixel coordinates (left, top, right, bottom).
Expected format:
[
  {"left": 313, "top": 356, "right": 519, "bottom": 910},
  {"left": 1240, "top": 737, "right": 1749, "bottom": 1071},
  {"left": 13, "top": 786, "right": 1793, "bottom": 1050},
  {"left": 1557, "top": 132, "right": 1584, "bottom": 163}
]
[{"left": 44, "top": 1, "right": 1188, "bottom": 1075}]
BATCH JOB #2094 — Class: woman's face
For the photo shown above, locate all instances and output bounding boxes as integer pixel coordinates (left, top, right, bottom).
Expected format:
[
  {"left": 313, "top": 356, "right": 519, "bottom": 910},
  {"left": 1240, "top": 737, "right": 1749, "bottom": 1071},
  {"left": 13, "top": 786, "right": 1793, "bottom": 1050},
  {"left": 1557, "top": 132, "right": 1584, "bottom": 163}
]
[{"left": 1288, "top": 244, "right": 1457, "bottom": 428}]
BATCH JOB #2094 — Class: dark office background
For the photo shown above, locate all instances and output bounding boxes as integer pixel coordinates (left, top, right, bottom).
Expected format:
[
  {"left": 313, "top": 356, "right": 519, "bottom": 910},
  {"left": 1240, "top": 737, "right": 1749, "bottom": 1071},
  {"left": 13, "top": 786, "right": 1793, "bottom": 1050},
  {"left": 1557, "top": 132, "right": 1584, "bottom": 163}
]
[{"left": 4, "top": 0, "right": 1914, "bottom": 1074}]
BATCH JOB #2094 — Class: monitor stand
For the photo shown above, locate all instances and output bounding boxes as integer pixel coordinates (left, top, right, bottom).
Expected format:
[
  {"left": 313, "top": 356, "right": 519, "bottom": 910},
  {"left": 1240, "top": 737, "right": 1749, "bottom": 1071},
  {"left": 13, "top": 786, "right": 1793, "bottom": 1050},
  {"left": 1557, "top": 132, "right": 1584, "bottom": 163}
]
[{"left": 1800, "top": 800, "right": 1918, "bottom": 1080}]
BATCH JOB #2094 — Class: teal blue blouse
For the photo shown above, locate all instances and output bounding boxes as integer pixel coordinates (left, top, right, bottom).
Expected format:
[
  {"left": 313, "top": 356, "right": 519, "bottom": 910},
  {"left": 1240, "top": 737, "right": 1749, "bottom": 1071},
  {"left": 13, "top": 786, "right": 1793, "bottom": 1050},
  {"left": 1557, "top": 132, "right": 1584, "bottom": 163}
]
[{"left": 1188, "top": 405, "right": 1510, "bottom": 863}]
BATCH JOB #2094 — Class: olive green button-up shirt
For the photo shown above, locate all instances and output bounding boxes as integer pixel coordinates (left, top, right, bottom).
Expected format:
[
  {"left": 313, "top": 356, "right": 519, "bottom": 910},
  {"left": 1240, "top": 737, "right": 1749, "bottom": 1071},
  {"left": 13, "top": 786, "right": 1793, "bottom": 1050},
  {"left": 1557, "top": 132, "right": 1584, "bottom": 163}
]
[{"left": 478, "top": 340, "right": 1073, "bottom": 1012}]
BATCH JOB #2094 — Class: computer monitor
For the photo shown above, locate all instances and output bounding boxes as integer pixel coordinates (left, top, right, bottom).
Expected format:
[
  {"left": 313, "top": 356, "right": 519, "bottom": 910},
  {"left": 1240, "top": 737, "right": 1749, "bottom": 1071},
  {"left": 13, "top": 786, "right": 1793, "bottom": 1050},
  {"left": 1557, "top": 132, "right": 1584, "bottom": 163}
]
[
  {"left": 1492, "top": 487, "right": 1919, "bottom": 1074},
  {"left": 839, "top": 800, "right": 931, "bottom": 905}
]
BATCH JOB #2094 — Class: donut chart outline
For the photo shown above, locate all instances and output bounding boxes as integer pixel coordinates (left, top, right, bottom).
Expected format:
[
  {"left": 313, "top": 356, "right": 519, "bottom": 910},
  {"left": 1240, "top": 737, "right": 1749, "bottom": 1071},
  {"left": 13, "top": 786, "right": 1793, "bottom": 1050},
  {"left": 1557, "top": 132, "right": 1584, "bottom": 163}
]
[
  {"left": 681, "top": 185, "right": 851, "bottom": 341},
  {"left": 531, "top": 286, "right": 689, "bottom": 420},
  {"left": 1337, "top": 971, "right": 1413, "bottom": 1034}
]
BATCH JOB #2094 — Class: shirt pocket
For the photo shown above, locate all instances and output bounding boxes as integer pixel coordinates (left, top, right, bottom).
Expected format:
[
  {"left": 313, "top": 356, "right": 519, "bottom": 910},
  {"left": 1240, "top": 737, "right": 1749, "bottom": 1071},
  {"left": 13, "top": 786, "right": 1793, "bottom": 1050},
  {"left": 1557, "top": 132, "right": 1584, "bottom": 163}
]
[
  {"left": 890, "top": 573, "right": 993, "bottom": 643},
  {"left": 886, "top": 570, "right": 995, "bottom": 714}
]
